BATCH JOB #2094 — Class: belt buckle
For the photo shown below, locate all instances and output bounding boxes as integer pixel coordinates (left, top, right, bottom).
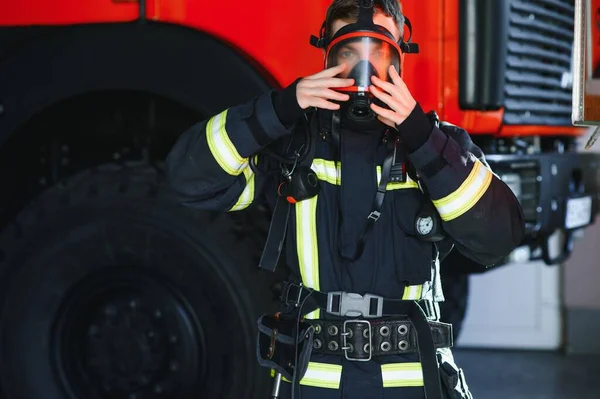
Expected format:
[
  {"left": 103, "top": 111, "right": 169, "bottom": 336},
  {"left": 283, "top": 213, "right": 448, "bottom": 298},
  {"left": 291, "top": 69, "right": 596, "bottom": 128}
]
[
  {"left": 326, "top": 291, "right": 383, "bottom": 318},
  {"left": 342, "top": 320, "right": 371, "bottom": 362}
]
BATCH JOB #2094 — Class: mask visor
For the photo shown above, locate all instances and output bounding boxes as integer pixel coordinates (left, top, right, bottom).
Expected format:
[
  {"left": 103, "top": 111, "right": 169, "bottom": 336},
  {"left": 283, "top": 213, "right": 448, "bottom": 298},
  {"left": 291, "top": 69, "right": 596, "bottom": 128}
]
[{"left": 326, "top": 34, "right": 401, "bottom": 90}]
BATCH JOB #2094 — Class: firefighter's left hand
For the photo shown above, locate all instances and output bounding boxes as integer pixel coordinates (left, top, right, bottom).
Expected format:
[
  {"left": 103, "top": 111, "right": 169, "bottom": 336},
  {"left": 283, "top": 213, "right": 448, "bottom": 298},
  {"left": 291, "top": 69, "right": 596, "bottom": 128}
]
[{"left": 369, "top": 65, "right": 417, "bottom": 128}]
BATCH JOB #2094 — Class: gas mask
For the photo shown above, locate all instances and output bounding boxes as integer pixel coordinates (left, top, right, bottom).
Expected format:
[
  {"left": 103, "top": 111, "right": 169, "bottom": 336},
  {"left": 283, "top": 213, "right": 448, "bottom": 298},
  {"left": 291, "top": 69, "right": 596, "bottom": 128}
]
[{"left": 310, "top": 0, "right": 419, "bottom": 131}]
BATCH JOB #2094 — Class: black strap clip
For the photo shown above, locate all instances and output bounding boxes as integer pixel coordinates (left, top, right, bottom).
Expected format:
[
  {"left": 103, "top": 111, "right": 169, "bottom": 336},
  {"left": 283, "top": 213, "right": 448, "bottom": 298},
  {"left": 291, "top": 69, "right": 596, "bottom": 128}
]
[{"left": 282, "top": 282, "right": 312, "bottom": 308}]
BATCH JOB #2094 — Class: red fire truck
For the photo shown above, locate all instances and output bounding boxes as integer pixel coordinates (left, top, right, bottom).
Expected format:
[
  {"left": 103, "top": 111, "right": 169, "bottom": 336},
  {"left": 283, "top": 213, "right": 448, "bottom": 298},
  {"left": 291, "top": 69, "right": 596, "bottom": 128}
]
[{"left": 0, "top": 0, "right": 597, "bottom": 398}]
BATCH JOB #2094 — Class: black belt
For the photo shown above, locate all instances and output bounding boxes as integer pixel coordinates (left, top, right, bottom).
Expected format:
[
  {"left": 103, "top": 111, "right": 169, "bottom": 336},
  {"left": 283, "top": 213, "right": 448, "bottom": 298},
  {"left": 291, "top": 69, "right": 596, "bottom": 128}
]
[
  {"left": 309, "top": 318, "right": 453, "bottom": 361},
  {"left": 280, "top": 282, "right": 447, "bottom": 399}
]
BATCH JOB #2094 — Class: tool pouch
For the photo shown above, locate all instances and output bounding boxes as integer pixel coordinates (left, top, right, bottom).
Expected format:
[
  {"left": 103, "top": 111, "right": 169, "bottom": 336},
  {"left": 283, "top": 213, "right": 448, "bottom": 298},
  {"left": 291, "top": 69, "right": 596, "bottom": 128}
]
[
  {"left": 437, "top": 349, "right": 473, "bottom": 399},
  {"left": 256, "top": 314, "right": 314, "bottom": 382}
]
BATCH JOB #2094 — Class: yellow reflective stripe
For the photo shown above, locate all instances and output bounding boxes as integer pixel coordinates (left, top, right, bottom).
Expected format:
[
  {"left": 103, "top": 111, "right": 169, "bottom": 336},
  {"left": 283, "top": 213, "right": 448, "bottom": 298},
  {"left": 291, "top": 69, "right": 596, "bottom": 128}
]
[
  {"left": 311, "top": 159, "right": 341, "bottom": 185},
  {"left": 296, "top": 195, "right": 320, "bottom": 320},
  {"left": 206, "top": 109, "right": 248, "bottom": 176},
  {"left": 299, "top": 362, "right": 342, "bottom": 389},
  {"left": 309, "top": 160, "right": 418, "bottom": 189},
  {"left": 402, "top": 284, "right": 423, "bottom": 300},
  {"left": 228, "top": 167, "right": 255, "bottom": 211},
  {"left": 386, "top": 180, "right": 419, "bottom": 190},
  {"left": 304, "top": 309, "right": 321, "bottom": 319},
  {"left": 381, "top": 363, "right": 424, "bottom": 387},
  {"left": 376, "top": 166, "right": 420, "bottom": 190},
  {"left": 432, "top": 159, "right": 493, "bottom": 221},
  {"left": 273, "top": 362, "right": 343, "bottom": 389}
]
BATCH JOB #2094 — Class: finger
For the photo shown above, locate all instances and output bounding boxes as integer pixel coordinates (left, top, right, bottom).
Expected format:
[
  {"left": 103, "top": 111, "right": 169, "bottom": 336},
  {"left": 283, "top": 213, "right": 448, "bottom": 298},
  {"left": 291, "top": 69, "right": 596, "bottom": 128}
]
[
  {"left": 324, "top": 77, "right": 355, "bottom": 87},
  {"left": 305, "top": 77, "right": 355, "bottom": 88},
  {"left": 372, "top": 75, "right": 413, "bottom": 109},
  {"left": 386, "top": 66, "right": 414, "bottom": 107},
  {"left": 388, "top": 65, "right": 405, "bottom": 88},
  {"left": 314, "top": 98, "right": 342, "bottom": 110},
  {"left": 370, "top": 85, "right": 400, "bottom": 112},
  {"left": 308, "top": 63, "right": 347, "bottom": 79},
  {"left": 307, "top": 87, "right": 350, "bottom": 102},
  {"left": 370, "top": 102, "right": 401, "bottom": 125},
  {"left": 371, "top": 75, "right": 401, "bottom": 97}
]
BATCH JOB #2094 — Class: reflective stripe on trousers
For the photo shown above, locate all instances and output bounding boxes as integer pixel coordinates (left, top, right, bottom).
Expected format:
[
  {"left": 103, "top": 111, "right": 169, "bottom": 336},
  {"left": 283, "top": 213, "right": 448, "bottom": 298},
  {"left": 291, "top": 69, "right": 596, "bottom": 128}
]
[{"left": 272, "top": 361, "right": 425, "bottom": 391}]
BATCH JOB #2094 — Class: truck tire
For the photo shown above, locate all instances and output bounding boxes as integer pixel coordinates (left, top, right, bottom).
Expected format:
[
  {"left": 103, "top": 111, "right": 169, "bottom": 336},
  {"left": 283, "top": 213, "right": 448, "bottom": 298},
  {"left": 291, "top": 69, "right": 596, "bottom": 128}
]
[
  {"left": 0, "top": 162, "right": 276, "bottom": 399},
  {"left": 439, "top": 271, "right": 470, "bottom": 343}
]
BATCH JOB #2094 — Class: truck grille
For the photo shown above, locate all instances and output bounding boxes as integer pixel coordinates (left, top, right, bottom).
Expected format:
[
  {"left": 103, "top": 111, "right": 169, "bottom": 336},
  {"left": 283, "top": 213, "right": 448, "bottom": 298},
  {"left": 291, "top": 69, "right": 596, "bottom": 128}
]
[{"left": 503, "top": 0, "right": 575, "bottom": 126}]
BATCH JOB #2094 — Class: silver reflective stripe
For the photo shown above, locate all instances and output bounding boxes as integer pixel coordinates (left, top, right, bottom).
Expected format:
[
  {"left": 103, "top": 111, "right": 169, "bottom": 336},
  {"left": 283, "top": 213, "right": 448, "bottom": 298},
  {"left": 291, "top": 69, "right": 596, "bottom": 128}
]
[
  {"left": 295, "top": 195, "right": 320, "bottom": 319},
  {"left": 402, "top": 284, "right": 423, "bottom": 300},
  {"left": 381, "top": 362, "right": 424, "bottom": 387},
  {"left": 299, "top": 361, "right": 343, "bottom": 389},
  {"left": 311, "top": 159, "right": 341, "bottom": 185},
  {"left": 273, "top": 361, "right": 343, "bottom": 389}
]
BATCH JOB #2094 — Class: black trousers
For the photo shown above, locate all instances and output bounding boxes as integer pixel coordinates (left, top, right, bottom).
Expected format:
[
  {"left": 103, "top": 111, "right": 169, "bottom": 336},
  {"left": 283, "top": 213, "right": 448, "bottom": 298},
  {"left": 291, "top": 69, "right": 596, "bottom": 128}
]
[{"left": 273, "top": 348, "right": 472, "bottom": 399}]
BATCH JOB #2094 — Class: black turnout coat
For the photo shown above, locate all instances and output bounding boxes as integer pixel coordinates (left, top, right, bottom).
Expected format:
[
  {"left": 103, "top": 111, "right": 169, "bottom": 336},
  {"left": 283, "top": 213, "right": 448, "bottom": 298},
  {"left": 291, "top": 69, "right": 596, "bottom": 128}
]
[{"left": 165, "top": 82, "right": 525, "bottom": 398}]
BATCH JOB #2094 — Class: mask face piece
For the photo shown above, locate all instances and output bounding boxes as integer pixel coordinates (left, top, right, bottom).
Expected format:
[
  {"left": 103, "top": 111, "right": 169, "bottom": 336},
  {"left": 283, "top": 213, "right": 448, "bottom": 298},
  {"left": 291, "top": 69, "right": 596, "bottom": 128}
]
[
  {"left": 309, "top": 0, "right": 419, "bottom": 132},
  {"left": 325, "top": 34, "right": 402, "bottom": 130},
  {"left": 327, "top": 36, "right": 401, "bottom": 86}
]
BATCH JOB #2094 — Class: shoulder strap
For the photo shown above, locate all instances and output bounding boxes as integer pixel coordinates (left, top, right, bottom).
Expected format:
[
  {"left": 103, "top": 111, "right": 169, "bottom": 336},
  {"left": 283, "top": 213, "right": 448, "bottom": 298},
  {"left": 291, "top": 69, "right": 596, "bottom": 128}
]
[
  {"left": 258, "top": 195, "right": 291, "bottom": 272},
  {"left": 258, "top": 113, "right": 319, "bottom": 272}
]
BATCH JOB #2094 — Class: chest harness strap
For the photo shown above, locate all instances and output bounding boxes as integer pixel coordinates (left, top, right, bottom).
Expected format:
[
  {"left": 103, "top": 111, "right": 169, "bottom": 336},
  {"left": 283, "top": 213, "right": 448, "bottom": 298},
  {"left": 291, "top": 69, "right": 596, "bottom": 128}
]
[{"left": 339, "top": 127, "right": 399, "bottom": 262}]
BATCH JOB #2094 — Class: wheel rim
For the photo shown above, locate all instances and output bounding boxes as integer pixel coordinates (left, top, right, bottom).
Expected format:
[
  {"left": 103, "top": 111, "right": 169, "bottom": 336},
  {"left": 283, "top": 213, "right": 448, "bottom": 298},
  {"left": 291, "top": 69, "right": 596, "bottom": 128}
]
[{"left": 51, "top": 268, "right": 205, "bottom": 398}]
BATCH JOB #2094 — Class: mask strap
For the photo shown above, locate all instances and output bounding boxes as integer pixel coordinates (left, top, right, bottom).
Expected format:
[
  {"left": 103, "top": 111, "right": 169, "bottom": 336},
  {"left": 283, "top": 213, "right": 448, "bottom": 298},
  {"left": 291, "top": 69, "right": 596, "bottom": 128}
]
[
  {"left": 310, "top": 20, "right": 327, "bottom": 48},
  {"left": 400, "top": 17, "right": 420, "bottom": 53},
  {"left": 357, "top": 0, "right": 375, "bottom": 27}
]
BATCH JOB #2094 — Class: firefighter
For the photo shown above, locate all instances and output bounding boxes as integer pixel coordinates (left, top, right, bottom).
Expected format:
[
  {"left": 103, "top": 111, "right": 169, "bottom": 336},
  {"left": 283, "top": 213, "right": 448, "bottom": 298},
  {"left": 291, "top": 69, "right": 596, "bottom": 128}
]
[{"left": 165, "top": 0, "right": 525, "bottom": 398}]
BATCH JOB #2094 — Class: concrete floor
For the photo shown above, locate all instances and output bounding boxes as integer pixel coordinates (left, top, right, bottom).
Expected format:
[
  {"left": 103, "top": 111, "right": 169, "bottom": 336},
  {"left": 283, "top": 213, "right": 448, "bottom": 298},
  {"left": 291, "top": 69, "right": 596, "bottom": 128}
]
[{"left": 453, "top": 349, "right": 600, "bottom": 399}]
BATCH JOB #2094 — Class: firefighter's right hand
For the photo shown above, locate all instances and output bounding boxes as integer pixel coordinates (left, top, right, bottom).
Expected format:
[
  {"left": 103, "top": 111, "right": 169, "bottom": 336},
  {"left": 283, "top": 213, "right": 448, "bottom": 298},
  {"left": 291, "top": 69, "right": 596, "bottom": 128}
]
[{"left": 296, "top": 64, "right": 354, "bottom": 111}]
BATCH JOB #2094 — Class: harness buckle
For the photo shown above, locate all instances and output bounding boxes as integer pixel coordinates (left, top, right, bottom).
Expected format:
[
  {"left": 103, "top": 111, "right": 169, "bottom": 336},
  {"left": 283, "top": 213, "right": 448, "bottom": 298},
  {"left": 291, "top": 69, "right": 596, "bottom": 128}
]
[
  {"left": 342, "top": 320, "right": 372, "bottom": 362},
  {"left": 283, "top": 282, "right": 310, "bottom": 308},
  {"left": 326, "top": 292, "right": 384, "bottom": 318},
  {"left": 367, "top": 211, "right": 381, "bottom": 221}
]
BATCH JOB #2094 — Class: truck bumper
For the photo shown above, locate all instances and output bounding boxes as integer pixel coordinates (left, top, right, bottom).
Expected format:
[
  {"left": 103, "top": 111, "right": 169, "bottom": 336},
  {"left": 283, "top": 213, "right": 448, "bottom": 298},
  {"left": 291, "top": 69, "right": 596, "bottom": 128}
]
[{"left": 486, "top": 150, "right": 600, "bottom": 265}]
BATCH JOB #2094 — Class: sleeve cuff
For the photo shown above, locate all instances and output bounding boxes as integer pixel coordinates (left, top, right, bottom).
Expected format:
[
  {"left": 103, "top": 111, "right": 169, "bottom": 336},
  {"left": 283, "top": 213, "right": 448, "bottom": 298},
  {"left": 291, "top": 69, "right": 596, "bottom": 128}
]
[
  {"left": 253, "top": 89, "right": 297, "bottom": 142},
  {"left": 272, "top": 78, "right": 306, "bottom": 128},
  {"left": 407, "top": 127, "right": 450, "bottom": 171},
  {"left": 226, "top": 90, "right": 295, "bottom": 158},
  {"left": 396, "top": 102, "right": 433, "bottom": 153}
]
